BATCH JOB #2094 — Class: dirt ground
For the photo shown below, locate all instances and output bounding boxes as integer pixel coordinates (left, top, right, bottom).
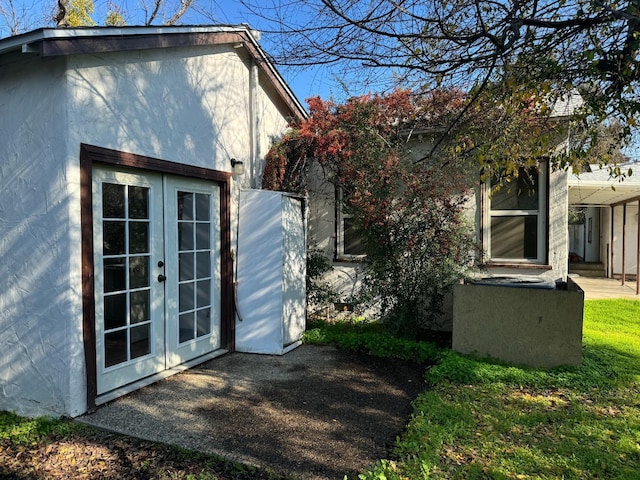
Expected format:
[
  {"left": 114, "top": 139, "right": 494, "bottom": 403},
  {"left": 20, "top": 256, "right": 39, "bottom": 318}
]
[{"left": 1, "top": 345, "right": 427, "bottom": 479}]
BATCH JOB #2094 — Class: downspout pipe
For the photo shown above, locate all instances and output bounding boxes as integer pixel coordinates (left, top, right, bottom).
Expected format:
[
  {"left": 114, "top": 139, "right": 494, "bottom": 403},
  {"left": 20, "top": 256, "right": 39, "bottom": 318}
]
[{"left": 250, "top": 59, "right": 260, "bottom": 188}]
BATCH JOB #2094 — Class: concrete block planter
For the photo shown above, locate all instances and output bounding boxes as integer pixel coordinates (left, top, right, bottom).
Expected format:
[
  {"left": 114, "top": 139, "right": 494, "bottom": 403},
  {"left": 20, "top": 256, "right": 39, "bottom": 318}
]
[{"left": 452, "top": 277, "right": 584, "bottom": 368}]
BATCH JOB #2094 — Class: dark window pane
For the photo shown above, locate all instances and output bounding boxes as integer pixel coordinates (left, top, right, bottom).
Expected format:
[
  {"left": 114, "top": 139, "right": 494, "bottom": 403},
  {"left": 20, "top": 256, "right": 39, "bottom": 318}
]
[
  {"left": 105, "top": 330, "right": 127, "bottom": 367},
  {"left": 491, "top": 168, "right": 539, "bottom": 211},
  {"left": 179, "top": 252, "right": 194, "bottom": 281},
  {"left": 196, "top": 280, "right": 211, "bottom": 308},
  {"left": 196, "top": 251, "right": 210, "bottom": 279},
  {"left": 130, "top": 256, "right": 149, "bottom": 289},
  {"left": 129, "top": 221, "right": 149, "bottom": 254},
  {"left": 343, "top": 217, "right": 366, "bottom": 256},
  {"left": 491, "top": 216, "right": 538, "bottom": 259},
  {"left": 128, "top": 186, "right": 149, "bottom": 219},
  {"left": 177, "top": 192, "right": 194, "bottom": 221},
  {"left": 103, "top": 221, "right": 126, "bottom": 255},
  {"left": 104, "top": 293, "right": 127, "bottom": 330},
  {"left": 196, "top": 223, "right": 210, "bottom": 250},
  {"left": 178, "top": 222, "right": 194, "bottom": 250},
  {"left": 130, "top": 324, "right": 150, "bottom": 359},
  {"left": 130, "top": 290, "right": 150, "bottom": 324},
  {"left": 179, "top": 282, "right": 195, "bottom": 312},
  {"left": 196, "top": 309, "right": 211, "bottom": 337},
  {"left": 179, "top": 313, "right": 194, "bottom": 343},
  {"left": 196, "top": 193, "right": 210, "bottom": 221},
  {"left": 104, "top": 257, "right": 126, "bottom": 292},
  {"left": 102, "top": 183, "right": 125, "bottom": 218}
]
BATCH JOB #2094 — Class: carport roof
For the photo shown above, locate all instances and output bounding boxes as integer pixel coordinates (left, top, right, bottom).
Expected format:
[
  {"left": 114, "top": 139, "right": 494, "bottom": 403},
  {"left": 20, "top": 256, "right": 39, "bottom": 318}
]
[{"left": 568, "top": 164, "right": 640, "bottom": 206}]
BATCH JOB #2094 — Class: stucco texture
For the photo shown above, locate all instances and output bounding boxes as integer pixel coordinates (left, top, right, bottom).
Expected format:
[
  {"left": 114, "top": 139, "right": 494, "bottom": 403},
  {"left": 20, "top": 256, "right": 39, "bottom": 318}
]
[
  {"left": 0, "top": 56, "right": 86, "bottom": 417},
  {"left": 1, "top": 37, "right": 294, "bottom": 417}
]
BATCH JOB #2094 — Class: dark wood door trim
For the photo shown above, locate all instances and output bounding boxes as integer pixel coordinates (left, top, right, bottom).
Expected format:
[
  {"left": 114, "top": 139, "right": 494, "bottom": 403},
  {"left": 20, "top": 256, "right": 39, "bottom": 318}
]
[{"left": 80, "top": 143, "right": 234, "bottom": 411}]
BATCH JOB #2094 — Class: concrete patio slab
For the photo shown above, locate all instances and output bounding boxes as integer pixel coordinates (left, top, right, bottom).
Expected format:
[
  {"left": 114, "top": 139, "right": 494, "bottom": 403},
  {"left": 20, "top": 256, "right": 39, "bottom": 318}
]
[
  {"left": 78, "top": 344, "right": 425, "bottom": 480},
  {"left": 570, "top": 276, "right": 640, "bottom": 300}
]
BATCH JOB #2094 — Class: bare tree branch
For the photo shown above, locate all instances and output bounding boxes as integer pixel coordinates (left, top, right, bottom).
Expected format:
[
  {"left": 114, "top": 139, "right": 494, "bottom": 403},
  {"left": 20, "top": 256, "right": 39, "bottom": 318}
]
[
  {"left": 165, "top": 0, "right": 194, "bottom": 25},
  {"left": 244, "top": 0, "right": 640, "bottom": 165},
  {"left": 146, "top": 0, "right": 162, "bottom": 24},
  {"left": 0, "top": 0, "right": 20, "bottom": 34}
]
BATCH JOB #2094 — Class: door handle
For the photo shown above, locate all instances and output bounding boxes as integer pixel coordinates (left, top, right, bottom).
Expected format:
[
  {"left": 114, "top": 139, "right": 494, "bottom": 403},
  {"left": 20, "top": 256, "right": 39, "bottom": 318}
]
[{"left": 157, "top": 274, "right": 167, "bottom": 282}]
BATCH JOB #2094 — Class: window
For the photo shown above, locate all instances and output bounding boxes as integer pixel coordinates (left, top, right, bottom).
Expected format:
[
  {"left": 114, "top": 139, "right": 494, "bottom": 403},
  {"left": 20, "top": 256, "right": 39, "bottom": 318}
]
[
  {"left": 336, "top": 188, "right": 367, "bottom": 260},
  {"left": 483, "top": 164, "right": 547, "bottom": 263}
]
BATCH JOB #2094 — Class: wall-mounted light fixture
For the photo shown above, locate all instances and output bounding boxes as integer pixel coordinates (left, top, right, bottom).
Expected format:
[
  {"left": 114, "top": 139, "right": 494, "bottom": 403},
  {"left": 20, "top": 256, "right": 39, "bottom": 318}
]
[{"left": 230, "top": 158, "right": 245, "bottom": 176}]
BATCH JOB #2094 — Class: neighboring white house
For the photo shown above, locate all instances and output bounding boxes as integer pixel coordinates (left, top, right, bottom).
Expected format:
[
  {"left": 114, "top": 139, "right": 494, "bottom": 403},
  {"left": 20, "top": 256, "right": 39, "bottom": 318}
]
[
  {"left": 568, "top": 163, "right": 640, "bottom": 290},
  {"left": 0, "top": 26, "right": 306, "bottom": 418},
  {"left": 307, "top": 95, "right": 585, "bottom": 308}
]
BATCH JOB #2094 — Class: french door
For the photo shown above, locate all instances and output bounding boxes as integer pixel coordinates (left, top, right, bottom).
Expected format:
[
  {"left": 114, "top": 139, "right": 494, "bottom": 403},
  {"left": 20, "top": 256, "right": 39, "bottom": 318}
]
[{"left": 93, "top": 167, "right": 221, "bottom": 395}]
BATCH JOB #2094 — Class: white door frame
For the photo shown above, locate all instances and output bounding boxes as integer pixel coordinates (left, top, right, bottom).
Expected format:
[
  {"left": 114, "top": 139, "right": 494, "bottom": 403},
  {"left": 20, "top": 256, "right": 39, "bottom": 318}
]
[{"left": 92, "top": 167, "right": 167, "bottom": 395}]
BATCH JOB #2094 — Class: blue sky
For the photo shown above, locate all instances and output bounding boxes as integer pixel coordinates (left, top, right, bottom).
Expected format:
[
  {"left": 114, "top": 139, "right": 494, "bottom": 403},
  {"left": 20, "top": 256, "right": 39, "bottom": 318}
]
[
  {"left": 0, "top": 0, "right": 342, "bottom": 103},
  {"left": 182, "top": 0, "right": 343, "bottom": 102}
]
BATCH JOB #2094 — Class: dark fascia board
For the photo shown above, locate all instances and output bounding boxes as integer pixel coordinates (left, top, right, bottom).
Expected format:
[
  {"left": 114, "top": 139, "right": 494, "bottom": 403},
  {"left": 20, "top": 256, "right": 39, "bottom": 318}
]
[
  {"left": 37, "top": 31, "right": 245, "bottom": 57},
  {"left": 2, "top": 26, "right": 307, "bottom": 122}
]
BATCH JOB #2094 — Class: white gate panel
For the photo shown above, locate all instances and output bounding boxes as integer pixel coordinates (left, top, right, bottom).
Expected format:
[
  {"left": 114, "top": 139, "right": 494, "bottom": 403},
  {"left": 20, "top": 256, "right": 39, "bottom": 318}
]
[{"left": 236, "top": 190, "right": 306, "bottom": 354}]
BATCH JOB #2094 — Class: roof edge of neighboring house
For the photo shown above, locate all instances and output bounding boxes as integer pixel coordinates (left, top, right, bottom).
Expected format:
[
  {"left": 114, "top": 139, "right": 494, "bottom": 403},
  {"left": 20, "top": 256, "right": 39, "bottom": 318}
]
[
  {"left": 0, "top": 25, "right": 307, "bottom": 122},
  {"left": 549, "top": 89, "right": 584, "bottom": 119}
]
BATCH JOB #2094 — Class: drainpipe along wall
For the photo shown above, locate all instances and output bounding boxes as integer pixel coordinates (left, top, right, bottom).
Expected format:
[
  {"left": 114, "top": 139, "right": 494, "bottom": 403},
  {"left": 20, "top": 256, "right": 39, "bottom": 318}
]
[{"left": 250, "top": 59, "right": 261, "bottom": 188}]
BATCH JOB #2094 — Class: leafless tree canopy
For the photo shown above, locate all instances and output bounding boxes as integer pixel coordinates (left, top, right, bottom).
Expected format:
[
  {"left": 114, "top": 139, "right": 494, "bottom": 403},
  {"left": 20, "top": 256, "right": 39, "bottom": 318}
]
[{"left": 247, "top": 0, "right": 640, "bottom": 133}]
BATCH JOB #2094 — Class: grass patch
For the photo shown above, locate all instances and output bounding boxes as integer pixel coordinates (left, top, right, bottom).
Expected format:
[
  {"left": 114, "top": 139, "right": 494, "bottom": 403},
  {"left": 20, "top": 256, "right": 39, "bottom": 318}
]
[
  {"left": 0, "top": 411, "right": 81, "bottom": 445},
  {"left": 358, "top": 299, "right": 640, "bottom": 479},
  {"left": 303, "top": 318, "right": 441, "bottom": 364}
]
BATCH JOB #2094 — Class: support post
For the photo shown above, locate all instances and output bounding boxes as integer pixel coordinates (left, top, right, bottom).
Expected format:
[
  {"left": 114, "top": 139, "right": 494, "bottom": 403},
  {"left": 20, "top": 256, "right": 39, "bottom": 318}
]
[
  {"left": 623, "top": 203, "right": 627, "bottom": 286},
  {"left": 637, "top": 200, "right": 640, "bottom": 295},
  {"left": 610, "top": 206, "right": 615, "bottom": 278}
]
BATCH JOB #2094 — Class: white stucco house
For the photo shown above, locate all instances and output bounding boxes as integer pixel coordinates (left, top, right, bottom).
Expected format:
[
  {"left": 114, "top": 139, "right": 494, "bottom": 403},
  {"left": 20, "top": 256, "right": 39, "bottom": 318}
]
[{"left": 0, "top": 25, "right": 306, "bottom": 418}]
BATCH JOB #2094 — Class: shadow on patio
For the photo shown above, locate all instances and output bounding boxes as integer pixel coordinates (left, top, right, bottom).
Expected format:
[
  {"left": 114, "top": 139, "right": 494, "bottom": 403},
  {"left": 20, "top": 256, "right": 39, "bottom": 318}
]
[{"left": 78, "top": 344, "right": 426, "bottom": 480}]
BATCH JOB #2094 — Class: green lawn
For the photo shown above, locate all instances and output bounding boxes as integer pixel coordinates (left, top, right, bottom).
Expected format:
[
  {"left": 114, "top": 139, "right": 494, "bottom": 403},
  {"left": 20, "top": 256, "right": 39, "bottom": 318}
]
[{"left": 358, "top": 299, "right": 640, "bottom": 479}]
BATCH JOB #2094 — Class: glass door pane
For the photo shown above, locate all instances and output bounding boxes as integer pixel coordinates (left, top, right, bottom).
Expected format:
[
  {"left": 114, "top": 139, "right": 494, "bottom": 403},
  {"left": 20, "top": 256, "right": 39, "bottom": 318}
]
[
  {"left": 93, "top": 168, "right": 165, "bottom": 396},
  {"left": 165, "top": 178, "right": 221, "bottom": 367},
  {"left": 177, "top": 192, "right": 212, "bottom": 343},
  {"left": 102, "top": 183, "right": 152, "bottom": 367}
]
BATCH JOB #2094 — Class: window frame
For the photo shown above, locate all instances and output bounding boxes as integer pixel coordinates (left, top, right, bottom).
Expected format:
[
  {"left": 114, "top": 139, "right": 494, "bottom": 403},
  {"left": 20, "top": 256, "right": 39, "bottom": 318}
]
[
  {"left": 335, "top": 187, "right": 367, "bottom": 261},
  {"left": 482, "top": 163, "right": 548, "bottom": 265}
]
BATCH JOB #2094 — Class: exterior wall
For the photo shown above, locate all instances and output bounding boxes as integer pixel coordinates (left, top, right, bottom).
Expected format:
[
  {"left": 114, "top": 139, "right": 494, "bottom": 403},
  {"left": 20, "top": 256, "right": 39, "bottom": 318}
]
[
  {"left": 1, "top": 43, "right": 294, "bottom": 417},
  {"left": 0, "top": 57, "right": 85, "bottom": 417},
  {"left": 306, "top": 162, "right": 570, "bottom": 313},
  {"left": 66, "top": 44, "right": 265, "bottom": 176},
  {"left": 306, "top": 162, "right": 369, "bottom": 304}
]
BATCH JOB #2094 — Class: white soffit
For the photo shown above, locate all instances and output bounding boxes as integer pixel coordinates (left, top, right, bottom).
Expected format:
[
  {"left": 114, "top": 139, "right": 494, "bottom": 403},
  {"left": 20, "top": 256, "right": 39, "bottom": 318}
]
[
  {"left": 569, "top": 173, "right": 640, "bottom": 206},
  {"left": 568, "top": 182, "right": 640, "bottom": 205}
]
